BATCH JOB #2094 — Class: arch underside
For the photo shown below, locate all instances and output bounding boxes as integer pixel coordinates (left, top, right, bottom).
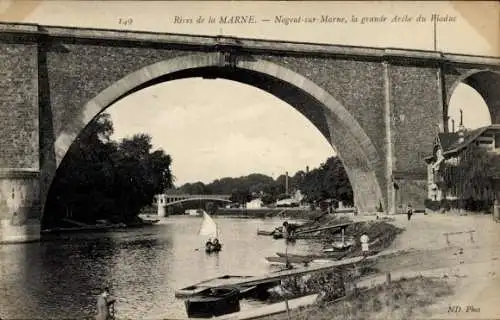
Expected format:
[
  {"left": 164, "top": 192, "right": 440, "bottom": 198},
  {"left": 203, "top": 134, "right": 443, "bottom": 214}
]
[
  {"left": 45, "top": 52, "right": 385, "bottom": 217},
  {"left": 462, "top": 71, "right": 500, "bottom": 123}
]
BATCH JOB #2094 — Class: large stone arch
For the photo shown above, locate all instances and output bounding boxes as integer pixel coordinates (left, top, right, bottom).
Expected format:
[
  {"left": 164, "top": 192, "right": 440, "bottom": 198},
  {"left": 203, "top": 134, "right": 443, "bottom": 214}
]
[
  {"left": 447, "top": 69, "right": 500, "bottom": 124},
  {"left": 43, "top": 52, "right": 384, "bottom": 218}
]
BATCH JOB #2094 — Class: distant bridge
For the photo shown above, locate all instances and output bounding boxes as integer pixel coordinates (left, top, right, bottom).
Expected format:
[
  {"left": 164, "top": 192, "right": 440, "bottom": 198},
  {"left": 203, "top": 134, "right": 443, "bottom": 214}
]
[{"left": 155, "top": 194, "right": 232, "bottom": 207}]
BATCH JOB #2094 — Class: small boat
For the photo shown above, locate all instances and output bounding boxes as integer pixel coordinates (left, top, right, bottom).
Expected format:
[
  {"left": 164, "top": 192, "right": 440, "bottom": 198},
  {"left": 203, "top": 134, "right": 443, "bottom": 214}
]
[
  {"left": 325, "top": 236, "right": 356, "bottom": 251},
  {"left": 275, "top": 252, "right": 334, "bottom": 260},
  {"left": 198, "top": 212, "right": 223, "bottom": 253},
  {"left": 175, "top": 275, "right": 253, "bottom": 297},
  {"left": 265, "top": 255, "right": 313, "bottom": 267},
  {"left": 184, "top": 287, "right": 240, "bottom": 318},
  {"left": 257, "top": 229, "right": 274, "bottom": 236}
]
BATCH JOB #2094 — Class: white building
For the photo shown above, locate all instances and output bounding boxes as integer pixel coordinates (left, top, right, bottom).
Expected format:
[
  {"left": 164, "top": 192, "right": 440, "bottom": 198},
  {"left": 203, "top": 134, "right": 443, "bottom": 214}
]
[{"left": 246, "top": 198, "right": 263, "bottom": 209}]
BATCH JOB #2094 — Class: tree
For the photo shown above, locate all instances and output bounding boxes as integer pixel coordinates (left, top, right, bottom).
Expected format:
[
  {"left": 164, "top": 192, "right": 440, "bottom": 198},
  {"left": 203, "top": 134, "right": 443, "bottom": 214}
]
[
  {"left": 440, "top": 143, "right": 498, "bottom": 209},
  {"left": 299, "top": 156, "right": 353, "bottom": 206},
  {"left": 43, "top": 113, "right": 173, "bottom": 227}
]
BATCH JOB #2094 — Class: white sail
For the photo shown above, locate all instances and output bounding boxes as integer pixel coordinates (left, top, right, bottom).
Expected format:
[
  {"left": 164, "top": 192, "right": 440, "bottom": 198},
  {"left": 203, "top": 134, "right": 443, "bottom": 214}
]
[{"left": 198, "top": 212, "right": 219, "bottom": 239}]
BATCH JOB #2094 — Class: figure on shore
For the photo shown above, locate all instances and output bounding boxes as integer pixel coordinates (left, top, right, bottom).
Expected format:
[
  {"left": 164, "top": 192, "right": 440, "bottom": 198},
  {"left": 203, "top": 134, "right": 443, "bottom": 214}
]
[
  {"left": 95, "top": 287, "right": 115, "bottom": 320},
  {"left": 407, "top": 203, "right": 413, "bottom": 221},
  {"left": 360, "top": 234, "right": 369, "bottom": 257}
]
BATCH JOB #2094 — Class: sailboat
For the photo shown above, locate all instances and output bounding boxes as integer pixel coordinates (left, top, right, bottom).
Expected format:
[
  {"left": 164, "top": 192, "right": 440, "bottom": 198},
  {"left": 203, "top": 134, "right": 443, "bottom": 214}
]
[{"left": 198, "top": 212, "right": 222, "bottom": 253}]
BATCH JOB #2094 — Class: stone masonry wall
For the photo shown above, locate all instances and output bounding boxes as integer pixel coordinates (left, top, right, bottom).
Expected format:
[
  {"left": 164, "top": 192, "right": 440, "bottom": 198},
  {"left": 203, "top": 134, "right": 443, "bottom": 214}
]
[
  {"left": 45, "top": 43, "right": 198, "bottom": 139},
  {"left": 0, "top": 42, "right": 38, "bottom": 169},
  {"left": 390, "top": 65, "right": 442, "bottom": 174},
  {"left": 390, "top": 64, "right": 442, "bottom": 206},
  {"left": 262, "top": 55, "right": 387, "bottom": 203}
]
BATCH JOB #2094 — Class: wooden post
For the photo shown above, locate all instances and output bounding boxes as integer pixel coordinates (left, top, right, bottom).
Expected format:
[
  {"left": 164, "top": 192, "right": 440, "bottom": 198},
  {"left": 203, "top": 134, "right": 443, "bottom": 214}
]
[
  {"left": 283, "top": 240, "right": 291, "bottom": 320},
  {"left": 386, "top": 272, "right": 392, "bottom": 315}
]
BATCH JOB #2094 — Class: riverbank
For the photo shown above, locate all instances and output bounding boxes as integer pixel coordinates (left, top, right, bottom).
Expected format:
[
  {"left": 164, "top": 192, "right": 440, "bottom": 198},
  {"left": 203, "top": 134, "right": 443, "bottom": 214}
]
[
  {"left": 40, "top": 214, "right": 160, "bottom": 235},
  {"left": 257, "top": 212, "right": 500, "bottom": 319},
  {"left": 261, "top": 275, "right": 454, "bottom": 320}
]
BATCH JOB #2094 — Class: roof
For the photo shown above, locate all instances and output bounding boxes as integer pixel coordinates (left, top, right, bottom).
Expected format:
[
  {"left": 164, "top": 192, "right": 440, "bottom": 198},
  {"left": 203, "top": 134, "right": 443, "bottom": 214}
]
[
  {"left": 424, "top": 124, "right": 500, "bottom": 163},
  {"left": 443, "top": 125, "right": 500, "bottom": 156},
  {"left": 437, "top": 132, "right": 459, "bottom": 151}
]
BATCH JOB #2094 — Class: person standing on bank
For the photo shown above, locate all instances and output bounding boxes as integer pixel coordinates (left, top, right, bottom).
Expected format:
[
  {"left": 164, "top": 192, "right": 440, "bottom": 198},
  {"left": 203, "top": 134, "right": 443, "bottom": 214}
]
[
  {"left": 96, "top": 287, "right": 116, "bottom": 320},
  {"left": 407, "top": 203, "right": 413, "bottom": 221}
]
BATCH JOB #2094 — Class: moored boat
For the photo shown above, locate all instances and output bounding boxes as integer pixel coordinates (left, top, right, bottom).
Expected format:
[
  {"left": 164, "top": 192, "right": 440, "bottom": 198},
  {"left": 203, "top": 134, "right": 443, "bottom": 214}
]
[
  {"left": 184, "top": 287, "right": 240, "bottom": 318},
  {"left": 265, "top": 255, "right": 313, "bottom": 267},
  {"left": 175, "top": 275, "right": 253, "bottom": 297},
  {"left": 257, "top": 229, "right": 274, "bottom": 236}
]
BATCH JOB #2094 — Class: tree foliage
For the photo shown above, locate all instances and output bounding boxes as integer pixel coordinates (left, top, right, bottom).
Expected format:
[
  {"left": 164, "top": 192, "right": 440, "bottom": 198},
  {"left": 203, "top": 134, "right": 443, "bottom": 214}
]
[
  {"left": 43, "top": 113, "right": 173, "bottom": 228},
  {"left": 175, "top": 156, "right": 353, "bottom": 206},
  {"left": 439, "top": 143, "right": 499, "bottom": 205}
]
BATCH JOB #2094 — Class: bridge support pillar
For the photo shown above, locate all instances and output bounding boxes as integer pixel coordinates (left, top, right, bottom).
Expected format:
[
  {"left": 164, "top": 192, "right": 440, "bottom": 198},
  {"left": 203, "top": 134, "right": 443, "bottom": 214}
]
[
  {"left": 157, "top": 194, "right": 167, "bottom": 217},
  {"left": 383, "top": 61, "right": 396, "bottom": 215},
  {"left": 0, "top": 169, "right": 41, "bottom": 244}
]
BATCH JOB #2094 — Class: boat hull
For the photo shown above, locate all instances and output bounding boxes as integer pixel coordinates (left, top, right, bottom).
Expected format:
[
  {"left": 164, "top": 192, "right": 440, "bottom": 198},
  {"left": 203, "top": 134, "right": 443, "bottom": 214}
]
[
  {"left": 185, "top": 288, "right": 240, "bottom": 318},
  {"left": 257, "top": 230, "right": 274, "bottom": 236},
  {"left": 265, "top": 256, "right": 313, "bottom": 266},
  {"left": 175, "top": 275, "right": 253, "bottom": 297}
]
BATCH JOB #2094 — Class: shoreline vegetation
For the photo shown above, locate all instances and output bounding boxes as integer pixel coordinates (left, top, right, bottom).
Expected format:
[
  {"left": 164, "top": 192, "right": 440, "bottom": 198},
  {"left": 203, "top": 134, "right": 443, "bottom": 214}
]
[
  {"left": 44, "top": 112, "right": 353, "bottom": 230},
  {"left": 253, "top": 213, "right": 458, "bottom": 320},
  {"left": 262, "top": 275, "right": 454, "bottom": 320}
]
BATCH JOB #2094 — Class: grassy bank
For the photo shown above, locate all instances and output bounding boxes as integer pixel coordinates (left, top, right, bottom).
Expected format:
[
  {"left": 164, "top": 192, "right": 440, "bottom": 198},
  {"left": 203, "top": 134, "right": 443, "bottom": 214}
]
[{"left": 262, "top": 276, "right": 454, "bottom": 320}]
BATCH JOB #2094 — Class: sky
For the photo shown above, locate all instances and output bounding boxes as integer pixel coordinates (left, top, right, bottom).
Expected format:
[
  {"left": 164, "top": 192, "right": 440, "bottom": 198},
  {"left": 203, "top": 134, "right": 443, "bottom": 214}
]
[{"left": 0, "top": 1, "right": 497, "bottom": 185}]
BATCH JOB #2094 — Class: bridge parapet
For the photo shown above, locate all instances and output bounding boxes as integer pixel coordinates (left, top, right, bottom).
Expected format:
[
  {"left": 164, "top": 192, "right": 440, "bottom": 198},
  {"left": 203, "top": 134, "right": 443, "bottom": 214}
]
[
  {"left": 0, "top": 22, "right": 498, "bottom": 68},
  {"left": 154, "top": 194, "right": 232, "bottom": 205}
]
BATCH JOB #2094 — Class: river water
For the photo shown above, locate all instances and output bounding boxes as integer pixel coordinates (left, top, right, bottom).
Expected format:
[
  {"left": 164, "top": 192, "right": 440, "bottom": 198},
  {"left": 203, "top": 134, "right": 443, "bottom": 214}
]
[{"left": 0, "top": 216, "right": 319, "bottom": 319}]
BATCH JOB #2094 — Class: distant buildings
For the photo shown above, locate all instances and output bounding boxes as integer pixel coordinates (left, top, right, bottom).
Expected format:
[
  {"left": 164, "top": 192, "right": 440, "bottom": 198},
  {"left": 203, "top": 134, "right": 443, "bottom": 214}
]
[
  {"left": 246, "top": 198, "right": 263, "bottom": 209},
  {"left": 275, "top": 190, "right": 304, "bottom": 207}
]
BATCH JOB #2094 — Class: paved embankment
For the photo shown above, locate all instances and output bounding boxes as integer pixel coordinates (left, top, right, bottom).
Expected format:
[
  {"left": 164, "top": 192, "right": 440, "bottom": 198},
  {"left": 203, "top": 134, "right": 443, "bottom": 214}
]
[{"left": 359, "top": 212, "right": 500, "bottom": 319}]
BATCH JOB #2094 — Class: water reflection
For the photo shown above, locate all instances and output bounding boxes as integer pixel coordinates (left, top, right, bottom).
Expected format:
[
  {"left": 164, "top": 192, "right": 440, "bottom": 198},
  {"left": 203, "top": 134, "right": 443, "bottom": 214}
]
[{"left": 0, "top": 216, "right": 317, "bottom": 319}]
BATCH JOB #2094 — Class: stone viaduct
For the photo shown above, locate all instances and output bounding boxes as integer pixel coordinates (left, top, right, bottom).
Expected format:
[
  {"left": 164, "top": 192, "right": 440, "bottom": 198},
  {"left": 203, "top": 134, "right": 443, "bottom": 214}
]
[{"left": 0, "top": 22, "right": 499, "bottom": 243}]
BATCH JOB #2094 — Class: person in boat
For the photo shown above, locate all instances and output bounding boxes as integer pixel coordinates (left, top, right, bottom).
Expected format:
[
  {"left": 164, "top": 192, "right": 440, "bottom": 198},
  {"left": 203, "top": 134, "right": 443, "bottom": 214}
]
[
  {"left": 205, "top": 238, "right": 214, "bottom": 251},
  {"left": 212, "top": 238, "right": 221, "bottom": 250},
  {"left": 95, "top": 287, "right": 116, "bottom": 320}
]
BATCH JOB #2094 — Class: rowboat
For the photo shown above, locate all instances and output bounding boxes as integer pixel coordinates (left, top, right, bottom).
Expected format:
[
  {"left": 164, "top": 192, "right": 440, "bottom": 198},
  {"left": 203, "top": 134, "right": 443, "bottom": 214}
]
[
  {"left": 184, "top": 287, "right": 240, "bottom": 318},
  {"left": 265, "top": 255, "right": 336, "bottom": 268},
  {"left": 265, "top": 255, "right": 313, "bottom": 266},
  {"left": 257, "top": 229, "right": 274, "bottom": 236},
  {"left": 175, "top": 275, "right": 253, "bottom": 298}
]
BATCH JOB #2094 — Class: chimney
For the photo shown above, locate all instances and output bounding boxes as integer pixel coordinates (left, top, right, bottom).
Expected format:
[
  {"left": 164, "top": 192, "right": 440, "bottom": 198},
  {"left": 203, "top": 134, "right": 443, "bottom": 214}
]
[
  {"left": 458, "top": 129, "right": 465, "bottom": 144},
  {"left": 451, "top": 119, "right": 455, "bottom": 133},
  {"left": 306, "top": 166, "right": 309, "bottom": 174},
  {"left": 285, "top": 171, "right": 289, "bottom": 195}
]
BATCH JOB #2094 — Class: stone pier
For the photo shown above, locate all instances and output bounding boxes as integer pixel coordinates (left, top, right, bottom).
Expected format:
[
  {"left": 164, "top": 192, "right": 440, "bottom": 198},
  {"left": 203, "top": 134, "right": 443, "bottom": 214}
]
[{"left": 0, "top": 169, "right": 41, "bottom": 244}]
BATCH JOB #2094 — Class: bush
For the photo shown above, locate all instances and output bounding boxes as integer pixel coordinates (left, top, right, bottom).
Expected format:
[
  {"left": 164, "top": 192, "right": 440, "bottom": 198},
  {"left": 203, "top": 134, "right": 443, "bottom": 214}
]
[{"left": 424, "top": 198, "right": 492, "bottom": 212}]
